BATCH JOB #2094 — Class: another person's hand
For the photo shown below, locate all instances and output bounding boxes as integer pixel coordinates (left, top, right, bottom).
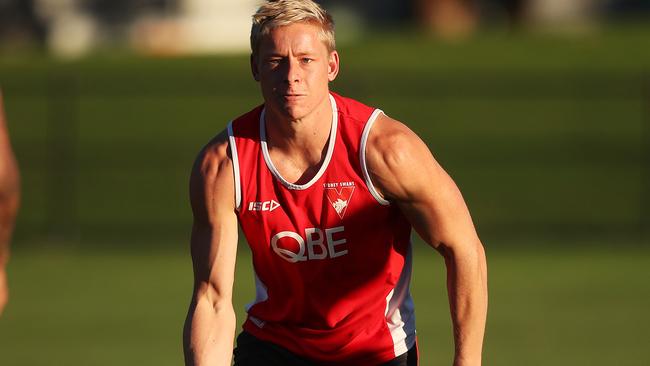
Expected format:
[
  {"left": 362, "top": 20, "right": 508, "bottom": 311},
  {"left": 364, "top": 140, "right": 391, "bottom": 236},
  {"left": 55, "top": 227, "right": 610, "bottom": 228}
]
[
  {"left": 0, "top": 90, "right": 19, "bottom": 317},
  {"left": 0, "top": 268, "right": 7, "bottom": 316}
]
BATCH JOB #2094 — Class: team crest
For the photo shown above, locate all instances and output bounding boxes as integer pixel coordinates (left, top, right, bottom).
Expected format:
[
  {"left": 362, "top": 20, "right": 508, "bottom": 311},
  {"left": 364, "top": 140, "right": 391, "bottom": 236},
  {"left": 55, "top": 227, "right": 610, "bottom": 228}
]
[{"left": 325, "top": 185, "right": 355, "bottom": 219}]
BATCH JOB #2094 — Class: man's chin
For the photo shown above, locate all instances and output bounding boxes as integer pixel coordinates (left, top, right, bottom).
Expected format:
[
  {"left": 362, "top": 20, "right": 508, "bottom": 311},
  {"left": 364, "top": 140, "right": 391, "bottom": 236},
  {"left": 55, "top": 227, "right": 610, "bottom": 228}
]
[
  {"left": 265, "top": 96, "right": 320, "bottom": 121},
  {"left": 274, "top": 104, "right": 307, "bottom": 121}
]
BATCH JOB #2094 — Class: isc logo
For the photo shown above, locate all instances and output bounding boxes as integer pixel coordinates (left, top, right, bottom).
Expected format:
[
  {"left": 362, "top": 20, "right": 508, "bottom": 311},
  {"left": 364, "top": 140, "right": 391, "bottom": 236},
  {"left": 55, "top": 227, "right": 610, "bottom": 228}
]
[
  {"left": 248, "top": 200, "right": 280, "bottom": 212},
  {"left": 271, "top": 226, "right": 348, "bottom": 263}
]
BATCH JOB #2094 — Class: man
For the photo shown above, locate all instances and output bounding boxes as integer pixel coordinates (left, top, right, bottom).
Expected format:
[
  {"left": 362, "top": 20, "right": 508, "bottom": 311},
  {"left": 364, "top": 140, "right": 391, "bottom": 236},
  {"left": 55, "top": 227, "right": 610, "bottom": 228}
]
[
  {"left": 183, "top": 1, "right": 487, "bottom": 365},
  {"left": 0, "top": 91, "right": 21, "bottom": 316}
]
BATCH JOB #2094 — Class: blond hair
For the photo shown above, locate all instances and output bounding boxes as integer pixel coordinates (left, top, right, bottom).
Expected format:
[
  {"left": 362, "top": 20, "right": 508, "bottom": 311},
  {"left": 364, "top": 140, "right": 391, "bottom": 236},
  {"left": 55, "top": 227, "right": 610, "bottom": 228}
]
[{"left": 250, "top": 0, "right": 335, "bottom": 58}]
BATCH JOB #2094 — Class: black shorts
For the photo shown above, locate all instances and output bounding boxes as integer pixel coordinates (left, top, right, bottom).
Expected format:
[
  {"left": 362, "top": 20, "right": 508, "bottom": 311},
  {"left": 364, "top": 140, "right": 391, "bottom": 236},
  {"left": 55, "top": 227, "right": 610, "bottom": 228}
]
[{"left": 233, "top": 331, "right": 419, "bottom": 366}]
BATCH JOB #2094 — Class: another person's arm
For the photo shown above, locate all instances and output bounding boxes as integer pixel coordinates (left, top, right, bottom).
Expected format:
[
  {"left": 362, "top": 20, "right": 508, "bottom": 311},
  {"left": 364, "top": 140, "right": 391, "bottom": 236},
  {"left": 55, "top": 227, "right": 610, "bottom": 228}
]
[
  {"left": 366, "top": 114, "right": 488, "bottom": 366},
  {"left": 0, "top": 91, "right": 20, "bottom": 316},
  {"left": 183, "top": 131, "right": 239, "bottom": 366}
]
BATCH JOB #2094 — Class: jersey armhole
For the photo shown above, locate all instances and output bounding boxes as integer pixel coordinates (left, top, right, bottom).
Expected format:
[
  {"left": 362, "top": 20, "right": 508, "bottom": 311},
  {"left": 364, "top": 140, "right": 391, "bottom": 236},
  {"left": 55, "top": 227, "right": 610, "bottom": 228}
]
[
  {"left": 360, "top": 109, "right": 391, "bottom": 206},
  {"left": 227, "top": 121, "right": 242, "bottom": 211}
]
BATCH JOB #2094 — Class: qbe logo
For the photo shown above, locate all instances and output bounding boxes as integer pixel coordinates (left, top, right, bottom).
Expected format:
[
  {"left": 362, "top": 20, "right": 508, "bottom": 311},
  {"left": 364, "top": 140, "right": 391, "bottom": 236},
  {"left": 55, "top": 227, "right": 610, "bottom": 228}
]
[{"left": 271, "top": 226, "right": 348, "bottom": 263}]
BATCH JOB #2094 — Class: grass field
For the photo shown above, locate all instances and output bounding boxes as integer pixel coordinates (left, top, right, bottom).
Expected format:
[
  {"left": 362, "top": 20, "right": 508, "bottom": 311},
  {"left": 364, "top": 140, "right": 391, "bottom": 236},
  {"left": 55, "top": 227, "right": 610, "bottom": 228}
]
[
  {"left": 0, "top": 25, "right": 649, "bottom": 365},
  {"left": 1, "top": 240, "right": 649, "bottom": 365}
]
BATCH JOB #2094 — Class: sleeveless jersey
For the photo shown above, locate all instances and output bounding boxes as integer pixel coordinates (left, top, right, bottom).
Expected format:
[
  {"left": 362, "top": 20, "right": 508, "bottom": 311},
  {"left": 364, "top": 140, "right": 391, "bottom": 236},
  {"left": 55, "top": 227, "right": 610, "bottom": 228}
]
[{"left": 227, "top": 92, "right": 416, "bottom": 365}]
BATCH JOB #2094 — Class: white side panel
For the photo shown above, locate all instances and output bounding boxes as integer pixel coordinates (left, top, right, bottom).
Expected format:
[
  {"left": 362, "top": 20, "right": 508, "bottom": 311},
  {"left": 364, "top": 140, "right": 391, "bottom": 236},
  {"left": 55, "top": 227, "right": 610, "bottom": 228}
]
[
  {"left": 245, "top": 270, "right": 269, "bottom": 328},
  {"left": 245, "top": 271, "right": 269, "bottom": 312},
  {"left": 385, "top": 243, "right": 417, "bottom": 356}
]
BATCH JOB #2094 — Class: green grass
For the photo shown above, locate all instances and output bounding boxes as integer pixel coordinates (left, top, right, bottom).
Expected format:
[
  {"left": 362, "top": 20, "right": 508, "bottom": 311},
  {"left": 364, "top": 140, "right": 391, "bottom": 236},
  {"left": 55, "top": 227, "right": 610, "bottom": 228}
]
[{"left": 1, "top": 240, "right": 648, "bottom": 365}]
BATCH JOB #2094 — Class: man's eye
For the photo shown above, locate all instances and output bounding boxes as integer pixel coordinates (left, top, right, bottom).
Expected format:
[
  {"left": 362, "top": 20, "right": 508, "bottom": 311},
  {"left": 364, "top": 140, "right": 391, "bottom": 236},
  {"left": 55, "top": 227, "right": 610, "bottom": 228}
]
[
  {"left": 301, "top": 58, "right": 313, "bottom": 64},
  {"left": 268, "top": 59, "right": 281, "bottom": 65}
]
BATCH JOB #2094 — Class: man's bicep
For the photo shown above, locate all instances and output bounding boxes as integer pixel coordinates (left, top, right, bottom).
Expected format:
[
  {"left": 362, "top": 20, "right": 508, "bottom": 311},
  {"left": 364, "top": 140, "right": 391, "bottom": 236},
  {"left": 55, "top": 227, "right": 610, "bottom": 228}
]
[
  {"left": 396, "top": 166, "right": 479, "bottom": 250},
  {"left": 366, "top": 115, "right": 479, "bottom": 248}
]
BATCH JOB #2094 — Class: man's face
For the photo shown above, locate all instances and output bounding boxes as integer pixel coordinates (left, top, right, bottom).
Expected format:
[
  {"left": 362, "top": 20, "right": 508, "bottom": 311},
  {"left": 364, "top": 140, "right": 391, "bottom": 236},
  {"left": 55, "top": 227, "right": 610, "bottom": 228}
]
[{"left": 252, "top": 22, "right": 339, "bottom": 122}]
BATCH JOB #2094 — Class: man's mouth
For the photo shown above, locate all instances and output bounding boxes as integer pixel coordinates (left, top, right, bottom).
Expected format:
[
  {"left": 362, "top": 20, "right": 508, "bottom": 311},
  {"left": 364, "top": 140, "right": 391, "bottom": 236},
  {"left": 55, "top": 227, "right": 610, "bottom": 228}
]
[{"left": 282, "top": 94, "right": 306, "bottom": 100}]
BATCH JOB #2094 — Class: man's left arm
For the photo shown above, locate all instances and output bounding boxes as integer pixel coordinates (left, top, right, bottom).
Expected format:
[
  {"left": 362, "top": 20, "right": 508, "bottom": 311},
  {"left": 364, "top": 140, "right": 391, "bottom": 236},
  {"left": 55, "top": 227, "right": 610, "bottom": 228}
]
[{"left": 366, "top": 114, "right": 487, "bottom": 366}]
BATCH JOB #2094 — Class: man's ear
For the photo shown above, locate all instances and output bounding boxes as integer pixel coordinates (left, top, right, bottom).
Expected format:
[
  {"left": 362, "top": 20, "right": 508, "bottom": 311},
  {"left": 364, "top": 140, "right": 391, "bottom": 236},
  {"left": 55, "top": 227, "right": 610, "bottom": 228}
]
[
  {"left": 327, "top": 50, "right": 340, "bottom": 82},
  {"left": 251, "top": 54, "right": 260, "bottom": 82}
]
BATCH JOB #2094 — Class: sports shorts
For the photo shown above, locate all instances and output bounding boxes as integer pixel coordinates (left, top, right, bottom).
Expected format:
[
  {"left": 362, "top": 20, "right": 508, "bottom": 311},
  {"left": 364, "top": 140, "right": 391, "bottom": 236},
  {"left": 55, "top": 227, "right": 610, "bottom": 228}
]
[{"left": 233, "top": 331, "right": 419, "bottom": 366}]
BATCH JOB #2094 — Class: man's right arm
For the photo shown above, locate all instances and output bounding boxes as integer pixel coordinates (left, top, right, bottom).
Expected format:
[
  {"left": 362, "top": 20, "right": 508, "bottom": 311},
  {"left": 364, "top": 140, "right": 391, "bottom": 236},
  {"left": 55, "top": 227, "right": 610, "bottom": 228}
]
[{"left": 183, "top": 131, "right": 239, "bottom": 366}]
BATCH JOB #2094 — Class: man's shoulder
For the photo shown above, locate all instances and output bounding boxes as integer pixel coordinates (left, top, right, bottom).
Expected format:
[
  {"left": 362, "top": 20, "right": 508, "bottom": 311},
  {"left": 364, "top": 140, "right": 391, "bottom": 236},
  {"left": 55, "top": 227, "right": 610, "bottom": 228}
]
[
  {"left": 369, "top": 114, "right": 414, "bottom": 145},
  {"left": 363, "top": 112, "right": 440, "bottom": 202},
  {"left": 189, "top": 129, "right": 238, "bottom": 220},
  {"left": 365, "top": 114, "right": 426, "bottom": 175},
  {"left": 194, "top": 130, "right": 231, "bottom": 175}
]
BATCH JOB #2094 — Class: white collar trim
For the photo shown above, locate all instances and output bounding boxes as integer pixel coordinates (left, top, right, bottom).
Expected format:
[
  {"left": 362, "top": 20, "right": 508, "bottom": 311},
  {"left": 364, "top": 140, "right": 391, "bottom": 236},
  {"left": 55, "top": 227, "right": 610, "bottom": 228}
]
[{"left": 260, "top": 94, "right": 338, "bottom": 190}]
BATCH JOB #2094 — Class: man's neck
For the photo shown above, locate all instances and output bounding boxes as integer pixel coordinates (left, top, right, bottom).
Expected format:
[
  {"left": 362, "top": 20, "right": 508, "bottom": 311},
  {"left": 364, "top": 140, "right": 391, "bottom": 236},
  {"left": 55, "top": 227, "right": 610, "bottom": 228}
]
[{"left": 264, "top": 94, "right": 333, "bottom": 160}]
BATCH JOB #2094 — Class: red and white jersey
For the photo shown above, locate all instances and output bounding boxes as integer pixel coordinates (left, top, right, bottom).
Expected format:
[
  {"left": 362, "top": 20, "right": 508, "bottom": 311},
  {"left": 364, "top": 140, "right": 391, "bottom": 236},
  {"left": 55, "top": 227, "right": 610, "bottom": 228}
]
[{"left": 227, "top": 92, "right": 416, "bottom": 365}]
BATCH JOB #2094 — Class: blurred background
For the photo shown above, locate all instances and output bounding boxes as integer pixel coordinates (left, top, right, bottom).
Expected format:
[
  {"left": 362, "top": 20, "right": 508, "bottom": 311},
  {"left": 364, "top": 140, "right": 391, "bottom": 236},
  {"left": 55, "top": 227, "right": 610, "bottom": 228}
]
[{"left": 0, "top": 0, "right": 648, "bottom": 365}]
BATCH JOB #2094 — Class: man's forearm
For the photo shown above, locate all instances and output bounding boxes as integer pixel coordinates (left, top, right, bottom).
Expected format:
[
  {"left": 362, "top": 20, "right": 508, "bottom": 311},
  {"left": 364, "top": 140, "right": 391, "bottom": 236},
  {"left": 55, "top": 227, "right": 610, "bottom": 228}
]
[
  {"left": 442, "top": 241, "right": 488, "bottom": 366},
  {"left": 183, "top": 297, "right": 236, "bottom": 366}
]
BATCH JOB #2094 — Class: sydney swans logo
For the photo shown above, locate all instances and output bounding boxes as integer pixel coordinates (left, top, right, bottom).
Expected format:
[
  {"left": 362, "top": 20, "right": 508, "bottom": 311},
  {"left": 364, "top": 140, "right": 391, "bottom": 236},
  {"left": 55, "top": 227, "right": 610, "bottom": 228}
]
[{"left": 325, "top": 184, "right": 355, "bottom": 219}]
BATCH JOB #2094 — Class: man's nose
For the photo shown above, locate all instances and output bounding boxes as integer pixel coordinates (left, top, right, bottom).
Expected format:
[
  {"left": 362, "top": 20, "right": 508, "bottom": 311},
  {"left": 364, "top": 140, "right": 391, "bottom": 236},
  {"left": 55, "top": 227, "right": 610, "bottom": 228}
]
[{"left": 283, "top": 58, "right": 301, "bottom": 84}]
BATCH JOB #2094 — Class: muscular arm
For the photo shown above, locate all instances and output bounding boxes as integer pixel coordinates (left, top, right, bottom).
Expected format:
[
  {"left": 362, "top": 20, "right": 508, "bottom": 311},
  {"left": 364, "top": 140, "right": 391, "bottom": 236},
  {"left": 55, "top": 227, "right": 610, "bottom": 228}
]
[
  {"left": 0, "top": 91, "right": 20, "bottom": 316},
  {"left": 183, "top": 131, "right": 239, "bottom": 366},
  {"left": 366, "top": 114, "right": 488, "bottom": 366}
]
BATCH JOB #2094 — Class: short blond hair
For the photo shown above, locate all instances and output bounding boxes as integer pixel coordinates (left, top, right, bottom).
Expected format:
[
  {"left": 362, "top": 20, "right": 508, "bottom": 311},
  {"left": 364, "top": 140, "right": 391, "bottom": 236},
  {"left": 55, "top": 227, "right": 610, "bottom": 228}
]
[{"left": 251, "top": 0, "right": 336, "bottom": 58}]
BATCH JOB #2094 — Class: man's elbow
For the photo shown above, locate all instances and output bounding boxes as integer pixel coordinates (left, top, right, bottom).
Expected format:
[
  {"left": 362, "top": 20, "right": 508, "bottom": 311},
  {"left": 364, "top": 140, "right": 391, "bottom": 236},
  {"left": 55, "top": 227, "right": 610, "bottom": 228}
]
[
  {"left": 195, "top": 281, "right": 236, "bottom": 320},
  {"left": 438, "top": 237, "right": 486, "bottom": 267},
  {"left": 183, "top": 282, "right": 236, "bottom": 350}
]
